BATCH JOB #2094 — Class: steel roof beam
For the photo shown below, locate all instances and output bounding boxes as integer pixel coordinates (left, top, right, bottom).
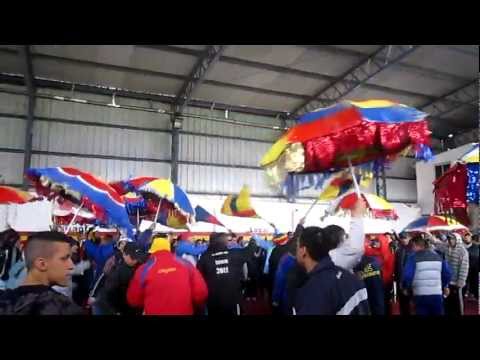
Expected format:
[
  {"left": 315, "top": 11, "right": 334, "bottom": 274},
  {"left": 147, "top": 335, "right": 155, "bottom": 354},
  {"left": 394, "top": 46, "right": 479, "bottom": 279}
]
[
  {"left": 290, "top": 45, "right": 420, "bottom": 118},
  {"left": 0, "top": 48, "right": 310, "bottom": 102},
  {"left": 175, "top": 45, "right": 227, "bottom": 113},
  {"left": 300, "top": 45, "right": 474, "bottom": 83},
  {"left": 0, "top": 73, "right": 290, "bottom": 118},
  {"left": 140, "top": 45, "right": 473, "bottom": 106},
  {"left": 1, "top": 47, "right": 474, "bottom": 109},
  {"left": 420, "top": 79, "right": 478, "bottom": 119}
]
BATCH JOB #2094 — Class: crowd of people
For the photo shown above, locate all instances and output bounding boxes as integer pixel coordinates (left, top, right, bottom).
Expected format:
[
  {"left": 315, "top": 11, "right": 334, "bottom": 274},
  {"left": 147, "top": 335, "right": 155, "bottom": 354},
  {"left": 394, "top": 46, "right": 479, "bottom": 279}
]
[{"left": 0, "top": 198, "right": 478, "bottom": 316}]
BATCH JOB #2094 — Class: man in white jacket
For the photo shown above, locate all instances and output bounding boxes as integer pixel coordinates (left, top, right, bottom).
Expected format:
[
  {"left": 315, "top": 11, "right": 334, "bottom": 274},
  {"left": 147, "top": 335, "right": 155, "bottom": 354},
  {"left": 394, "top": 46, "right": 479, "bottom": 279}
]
[{"left": 325, "top": 199, "right": 367, "bottom": 271}]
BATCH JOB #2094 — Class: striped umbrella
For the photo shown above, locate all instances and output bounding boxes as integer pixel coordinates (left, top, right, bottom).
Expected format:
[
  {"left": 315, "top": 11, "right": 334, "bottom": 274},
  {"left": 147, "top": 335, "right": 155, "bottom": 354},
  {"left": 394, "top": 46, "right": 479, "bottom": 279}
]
[
  {"left": 0, "top": 186, "right": 36, "bottom": 204},
  {"left": 27, "top": 167, "right": 134, "bottom": 237},
  {"left": 110, "top": 177, "right": 158, "bottom": 195},
  {"left": 403, "top": 215, "right": 468, "bottom": 233}
]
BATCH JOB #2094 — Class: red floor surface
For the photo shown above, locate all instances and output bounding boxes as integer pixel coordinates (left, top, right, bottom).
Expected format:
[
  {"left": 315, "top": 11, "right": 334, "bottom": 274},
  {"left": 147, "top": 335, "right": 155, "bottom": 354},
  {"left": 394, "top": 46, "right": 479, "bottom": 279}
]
[{"left": 241, "top": 292, "right": 479, "bottom": 316}]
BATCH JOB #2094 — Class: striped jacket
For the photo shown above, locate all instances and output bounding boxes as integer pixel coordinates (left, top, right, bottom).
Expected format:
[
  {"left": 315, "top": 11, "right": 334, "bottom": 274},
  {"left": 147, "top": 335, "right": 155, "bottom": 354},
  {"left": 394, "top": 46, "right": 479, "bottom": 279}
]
[
  {"left": 294, "top": 256, "right": 370, "bottom": 315},
  {"left": 402, "top": 249, "right": 451, "bottom": 296},
  {"left": 446, "top": 245, "right": 469, "bottom": 287}
]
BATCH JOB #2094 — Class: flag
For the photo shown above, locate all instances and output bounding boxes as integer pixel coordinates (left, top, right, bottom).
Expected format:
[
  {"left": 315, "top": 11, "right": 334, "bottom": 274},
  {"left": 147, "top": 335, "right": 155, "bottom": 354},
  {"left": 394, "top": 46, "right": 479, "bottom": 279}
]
[
  {"left": 318, "top": 168, "right": 373, "bottom": 201},
  {"left": 221, "top": 185, "right": 259, "bottom": 218},
  {"left": 158, "top": 209, "right": 188, "bottom": 229},
  {"left": 195, "top": 205, "right": 224, "bottom": 227}
]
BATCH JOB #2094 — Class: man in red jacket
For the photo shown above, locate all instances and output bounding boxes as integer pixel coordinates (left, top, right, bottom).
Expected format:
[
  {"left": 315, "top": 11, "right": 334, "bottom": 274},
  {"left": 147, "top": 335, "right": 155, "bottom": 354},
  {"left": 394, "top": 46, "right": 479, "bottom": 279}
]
[{"left": 127, "top": 235, "right": 208, "bottom": 315}]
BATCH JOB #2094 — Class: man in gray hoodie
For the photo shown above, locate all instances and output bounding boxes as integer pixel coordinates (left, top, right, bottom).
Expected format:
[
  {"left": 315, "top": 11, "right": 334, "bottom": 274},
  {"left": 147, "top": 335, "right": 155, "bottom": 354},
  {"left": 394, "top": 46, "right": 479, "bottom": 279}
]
[{"left": 444, "top": 233, "right": 469, "bottom": 315}]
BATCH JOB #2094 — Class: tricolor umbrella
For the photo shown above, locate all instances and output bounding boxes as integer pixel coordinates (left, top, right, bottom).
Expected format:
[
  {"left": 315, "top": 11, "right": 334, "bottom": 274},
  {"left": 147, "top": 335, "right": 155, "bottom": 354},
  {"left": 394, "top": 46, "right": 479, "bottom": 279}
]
[
  {"left": 328, "top": 191, "right": 398, "bottom": 220},
  {"left": 138, "top": 178, "right": 195, "bottom": 222},
  {"left": 27, "top": 167, "right": 134, "bottom": 237},
  {"left": 260, "top": 99, "right": 432, "bottom": 199},
  {"left": 403, "top": 215, "right": 468, "bottom": 233},
  {"left": 0, "top": 186, "right": 36, "bottom": 204}
]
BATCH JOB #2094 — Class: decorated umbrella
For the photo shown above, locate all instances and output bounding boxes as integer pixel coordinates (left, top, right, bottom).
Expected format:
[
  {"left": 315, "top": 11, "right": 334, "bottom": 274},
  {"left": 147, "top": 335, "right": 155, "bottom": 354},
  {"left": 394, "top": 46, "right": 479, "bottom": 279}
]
[
  {"left": 403, "top": 215, "right": 468, "bottom": 233},
  {"left": 27, "top": 167, "right": 134, "bottom": 236},
  {"left": 434, "top": 143, "right": 479, "bottom": 227},
  {"left": 110, "top": 177, "right": 157, "bottom": 195},
  {"left": 0, "top": 186, "right": 37, "bottom": 204},
  {"left": 52, "top": 198, "right": 96, "bottom": 225},
  {"left": 260, "top": 99, "right": 432, "bottom": 199},
  {"left": 138, "top": 178, "right": 195, "bottom": 226},
  {"left": 461, "top": 143, "right": 479, "bottom": 206},
  {"left": 327, "top": 191, "right": 398, "bottom": 220},
  {"left": 122, "top": 192, "right": 149, "bottom": 227}
]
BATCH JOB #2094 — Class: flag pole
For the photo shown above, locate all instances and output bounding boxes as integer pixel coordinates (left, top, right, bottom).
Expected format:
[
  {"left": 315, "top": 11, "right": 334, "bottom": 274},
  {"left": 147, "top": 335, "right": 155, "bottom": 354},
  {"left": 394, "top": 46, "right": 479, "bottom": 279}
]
[
  {"left": 347, "top": 158, "right": 361, "bottom": 196},
  {"left": 304, "top": 198, "right": 319, "bottom": 219},
  {"left": 153, "top": 199, "right": 162, "bottom": 224}
]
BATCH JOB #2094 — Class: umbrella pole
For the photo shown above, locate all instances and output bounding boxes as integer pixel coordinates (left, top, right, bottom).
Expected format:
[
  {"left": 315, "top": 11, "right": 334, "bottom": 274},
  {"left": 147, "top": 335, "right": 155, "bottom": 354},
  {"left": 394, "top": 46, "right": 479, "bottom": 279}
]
[
  {"left": 153, "top": 199, "right": 162, "bottom": 224},
  {"left": 136, "top": 208, "right": 140, "bottom": 229},
  {"left": 65, "top": 200, "right": 84, "bottom": 234},
  {"left": 347, "top": 158, "right": 361, "bottom": 196}
]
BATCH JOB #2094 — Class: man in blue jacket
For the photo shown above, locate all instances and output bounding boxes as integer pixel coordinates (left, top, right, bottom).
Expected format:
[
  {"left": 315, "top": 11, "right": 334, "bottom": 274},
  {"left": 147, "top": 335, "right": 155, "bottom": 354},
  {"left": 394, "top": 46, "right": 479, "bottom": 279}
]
[
  {"left": 293, "top": 226, "right": 370, "bottom": 315},
  {"left": 402, "top": 235, "right": 451, "bottom": 316},
  {"left": 84, "top": 230, "right": 116, "bottom": 283}
]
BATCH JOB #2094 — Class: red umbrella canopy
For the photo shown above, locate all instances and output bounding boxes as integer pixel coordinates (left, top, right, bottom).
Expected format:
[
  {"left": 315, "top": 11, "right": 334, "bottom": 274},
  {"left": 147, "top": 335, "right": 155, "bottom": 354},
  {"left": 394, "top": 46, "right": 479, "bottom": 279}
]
[{"left": 0, "top": 186, "right": 36, "bottom": 204}]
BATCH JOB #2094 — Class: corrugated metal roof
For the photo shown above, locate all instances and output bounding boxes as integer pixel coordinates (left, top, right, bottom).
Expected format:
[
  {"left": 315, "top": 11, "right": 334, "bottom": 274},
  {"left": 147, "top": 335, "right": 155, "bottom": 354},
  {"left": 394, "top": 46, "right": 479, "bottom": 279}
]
[{"left": 0, "top": 44, "right": 477, "bottom": 136}]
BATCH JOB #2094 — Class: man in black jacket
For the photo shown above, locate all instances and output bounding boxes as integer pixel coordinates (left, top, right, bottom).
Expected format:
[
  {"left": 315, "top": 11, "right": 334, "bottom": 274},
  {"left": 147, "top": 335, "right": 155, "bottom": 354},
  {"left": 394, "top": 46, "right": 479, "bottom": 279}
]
[
  {"left": 394, "top": 232, "right": 413, "bottom": 315},
  {"left": 354, "top": 255, "right": 385, "bottom": 315},
  {"left": 95, "top": 242, "right": 147, "bottom": 315},
  {"left": 0, "top": 231, "right": 84, "bottom": 315},
  {"left": 197, "top": 232, "right": 256, "bottom": 315},
  {"left": 463, "top": 232, "right": 479, "bottom": 300},
  {"left": 294, "top": 227, "right": 370, "bottom": 315}
]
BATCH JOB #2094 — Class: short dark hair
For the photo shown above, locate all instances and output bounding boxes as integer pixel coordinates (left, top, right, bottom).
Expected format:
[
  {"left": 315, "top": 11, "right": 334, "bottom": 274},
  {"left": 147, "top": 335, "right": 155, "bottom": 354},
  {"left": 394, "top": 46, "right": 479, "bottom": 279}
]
[
  {"left": 322, "top": 225, "right": 346, "bottom": 249},
  {"left": 411, "top": 234, "right": 427, "bottom": 248},
  {"left": 298, "top": 226, "right": 337, "bottom": 261},
  {"left": 209, "top": 232, "right": 229, "bottom": 249},
  {"left": 24, "top": 231, "right": 75, "bottom": 271}
]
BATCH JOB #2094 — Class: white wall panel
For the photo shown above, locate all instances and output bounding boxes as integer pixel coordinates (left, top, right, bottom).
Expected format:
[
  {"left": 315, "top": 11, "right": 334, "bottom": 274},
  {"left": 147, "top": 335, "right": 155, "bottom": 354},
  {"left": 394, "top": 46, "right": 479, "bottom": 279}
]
[
  {"left": 386, "top": 179, "right": 417, "bottom": 202},
  {"left": 0, "top": 92, "right": 27, "bottom": 115},
  {"left": 31, "top": 155, "right": 170, "bottom": 182},
  {"left": 178, "top": 164, "right": 277, "bottom": 196},
  {"left": 179, "top": 134, "right": 270, "bottom": 166},
  {"left": 0, "top": 152, "right": 24, "bottom": 184},
  {"left": 32, "top": 121, "right": 171, "bottom": 159},
  {"left": 0, "top": 116, "right": 26, "bottom": 149},
  {"left": 385, "top": 157, "right": 416, "bottom": 179}
]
